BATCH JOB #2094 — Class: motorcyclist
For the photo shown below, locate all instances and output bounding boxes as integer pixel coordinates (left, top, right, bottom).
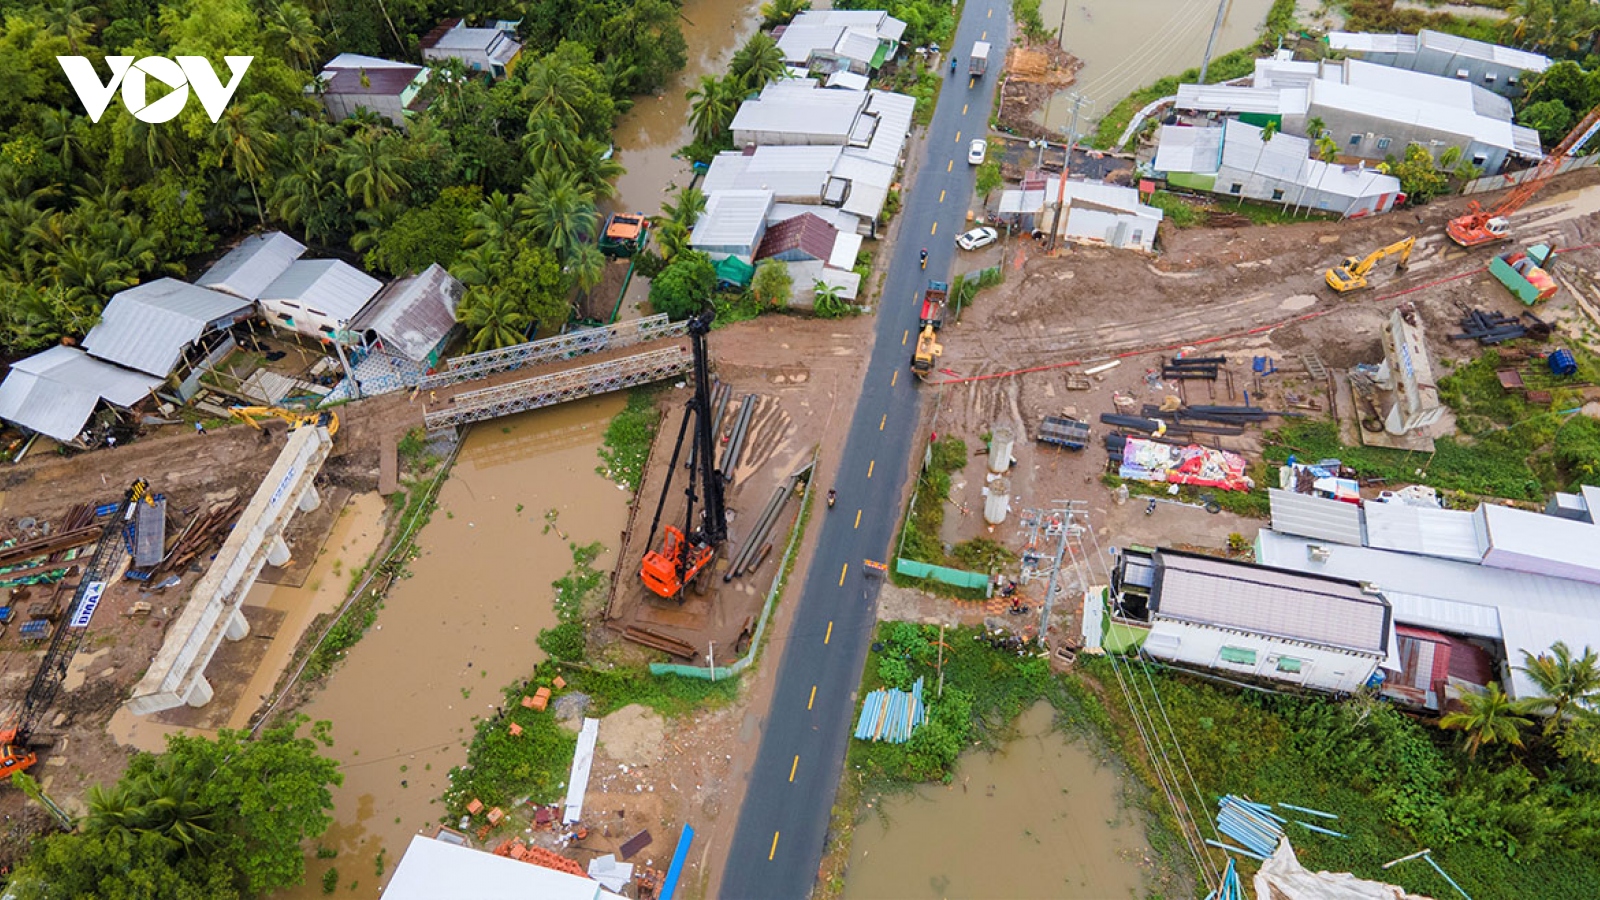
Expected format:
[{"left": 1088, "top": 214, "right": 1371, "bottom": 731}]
[
  {"left": 919, "top": 248, "right": 928, "bottom": 268},
  {"left": 950, "top": 59, "right": 957, "bottom": 74},
  {"left": 826, "top": 489, "right": 837, "bottom": 508}
]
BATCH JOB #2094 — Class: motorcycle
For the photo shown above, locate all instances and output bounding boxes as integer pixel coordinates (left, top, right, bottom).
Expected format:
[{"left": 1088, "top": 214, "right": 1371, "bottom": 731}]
[
  {"left": 826, "top": 489, "right": 837, "bottom": 509},
  {"left": 919, "top": 249, "right": 928, "bottom": 269}
]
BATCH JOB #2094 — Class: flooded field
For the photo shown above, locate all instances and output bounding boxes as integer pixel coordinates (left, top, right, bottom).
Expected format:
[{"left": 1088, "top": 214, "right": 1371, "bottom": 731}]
[
  {"left": 278, "top": 397, "right": 628, "bottom": 898},
  {"left": 844, "top": 703, "right": 1152, "bottom": 899},
  {"left": 1039, "top": 0, "right": 1279, "bottom": 128}
]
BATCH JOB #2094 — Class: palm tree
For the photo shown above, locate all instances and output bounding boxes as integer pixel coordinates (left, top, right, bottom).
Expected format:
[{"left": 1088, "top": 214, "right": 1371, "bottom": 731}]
[
  {"left": 569, "top": 139, "right": 625, "bottom": 202},
  {"left": 1303, "top": 116, "right": 1325, "bottom": 140},
  {"left": 522, "top": 113, "right": 580, "bottom": 176},
  {"left": 1441, "top": 683, "right": 1535, "bottom": 758},
  {"left": 43, "top": 0, "right": 99, "bottom": 54},
  {"left": 515, "top": 169, "right": 597, "bottom": 261},
  {"left": 459, "top": 286, "right": 532, "bottom": 351},
  {"left": 451, "top": 241, "right": 508, "bottom": 287},
  {"left": 213, "top": 105, "right": 278, "bottom": 222},
  {"left": 1242, "top": 120, "right": 1279, "bottom": 206},
  {"left": 339, "top": 129, "right": 410, "bottom": 209},
  {"left": 520, "top": 53, "right": 586, "bottom": 136},
  {"left": 687, "top": 75, "right": 736, "bottom": 146},
  {"left": 729, "top": 32, "right": 788, "bottom": 95},
  {"left": 654, "top": 220, "right": 691, "bottom": 262},
  {"left": 657, "top": 186, "right": 705, "bottom": 231},
  {"left": 567, "top": 242, "right": 607, "bottom": 294},
  {"left": 265, "top": 2, "right": 325, "bottom": 71},
  {"left": 466, "top": 191, "right": 519, "bottom": 250},
  {"left": 1518, "top": 642, "right": 1600, "bottom": 735},
  {"left": 37, "top": 108, "right": 94, "bottom": 173}
]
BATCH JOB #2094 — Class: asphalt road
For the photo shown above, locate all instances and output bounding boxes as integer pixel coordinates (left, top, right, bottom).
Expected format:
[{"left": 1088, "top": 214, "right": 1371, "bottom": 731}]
[{"left": 719, "top": 6, "right": 1009, "bottom": 896}]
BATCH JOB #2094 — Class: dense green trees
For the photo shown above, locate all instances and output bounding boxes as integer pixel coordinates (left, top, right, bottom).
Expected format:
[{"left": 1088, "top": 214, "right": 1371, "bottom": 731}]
[
  {"left": 648, "top": 251, "right": 716, "bottom": 319},
  {"left": 8, "top": 719, "right": 339, "bottom": 900}
]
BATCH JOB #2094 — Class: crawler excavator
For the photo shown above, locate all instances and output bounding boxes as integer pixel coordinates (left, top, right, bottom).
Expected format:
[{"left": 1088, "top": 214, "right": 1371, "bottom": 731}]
[
  {"left": 1447, "top": 104, "right": 1600, "bottom": 248},
  {"left": 230, "top": 405, "right": 339, "bottom": 436},
  {"left": 1325, "top": 236, "right": 1415, "bottom": 292},
  {"left": 639, "top": 310, "right": 727, "bottom": 600}
]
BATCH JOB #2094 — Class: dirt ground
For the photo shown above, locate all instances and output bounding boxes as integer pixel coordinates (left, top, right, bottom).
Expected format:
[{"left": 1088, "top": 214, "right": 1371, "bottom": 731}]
[{"left": 998, "top": 41, "right": 1085, "bottom": 141}]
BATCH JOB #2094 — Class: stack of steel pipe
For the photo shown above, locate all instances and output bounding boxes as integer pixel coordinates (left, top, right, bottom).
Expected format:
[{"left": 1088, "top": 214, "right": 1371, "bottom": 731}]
[
  {"left": 724, "top": 477, "right": 794, "bottom": 581},
  {"left": 1163, "top": 355, "right": 1225, "bottom": 380},
  {"left": 710, "top": 380, "right": 732, "bottom": 436},
  {"left": 720, "top": 395, "right": 758, "bottom": 475},
  {"left": 1215, "top": 795, "right": 1285, "bottom": 859}
]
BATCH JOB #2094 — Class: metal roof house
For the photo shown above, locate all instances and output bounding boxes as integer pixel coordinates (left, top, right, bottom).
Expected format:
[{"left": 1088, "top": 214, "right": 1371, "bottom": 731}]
[
  {"left": 259, "top": 260, "right": 383, "bottom": 343},
  {"left": 386, "top": 834, "right": 624, "bottom": 900},
  {"left": 1327, "top": 29, "right": 1550, "bottom": 98},
  {"left": 690, "top": 190, "right": 774, "bottom": 262},
  {"left": 82, "top": 279, "right": 254, "bottom": 399},
  {"left": 1257, "top": 529, "right": 1600, "bottom": 703},
  {"left": 1114, "top": 547, "right": 1392, "bottom": 694},
  {"left": 754, "top": 213, "right": 840, "bottom": 264},
  {"left": 349, "top": 263, "right": 464, "bottom": 368},
  {"left": 775, "top": 10, "right": 906, "bottom": 75},
  {"left": 1154, "top": 120, "right": 1404, "bottom": 217},
  {"left": 314, "top": 53, "right": 431, "bottom": 129},
  {"left": 419, "top": 18, "right": 522, "bottom": 77},
  {"left": 996, "top": 178, "right": 1163, "bottom": 251},
  {"left": 0, "top": 345, "right": 162, "bottom": 442},
  {"left": 731, "top": 82, "right": 871, "bottom": 147},
  {"left": 702, "top": 146, "right": 844, "bottom": 203},
  {"left": 1475, "top": 502, "right": 1600, "bottom": 585},
  {"left": 197, "top": 231, "right": 306, "bottom": 301}
]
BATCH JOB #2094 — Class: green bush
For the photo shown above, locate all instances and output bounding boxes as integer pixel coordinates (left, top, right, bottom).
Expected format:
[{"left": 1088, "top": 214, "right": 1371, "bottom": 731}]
[{"left": 596, "top": 388, "right": 663, "bottom": 492}]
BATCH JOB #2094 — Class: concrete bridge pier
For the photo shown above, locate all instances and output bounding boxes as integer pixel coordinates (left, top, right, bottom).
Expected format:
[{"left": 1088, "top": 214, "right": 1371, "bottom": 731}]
[
  {"left": 224, "top": 608, "right": 249, "bottom": 641},
  {"left": 266, "top": 535, "right": 291, "bottom": 567},
  {"left": 298, "top": 485, "right": 321, "bottom": 512},
  {"left": 184, "top": 677, "right": 214, "bottom": 707}
]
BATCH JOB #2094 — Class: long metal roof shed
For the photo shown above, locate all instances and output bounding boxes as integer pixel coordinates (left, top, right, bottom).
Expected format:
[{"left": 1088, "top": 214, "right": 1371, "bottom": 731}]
[
  {"left": 197, "top": 231, "right": 306, "bottom": 301},
  {"left": 385, "top": 834, "right": 624, "bottom": 900},
  {"left": 1364, "top": 501, "right": 1485, "bottom": 562},
  {"left": 261, "top": 259, "right": 383, "bottom": 324},
  {"left": 1268, "top": 489, "right": 1366, "bottom": 545},
  {"left": 83, "top": 279, "right": 254, "bottom": 377},
  {"left": 0, "top": 345, "right": 162, "bottom": 442},
  {"left": 1257, "top": 529, "right": 1600, "bottom": 700},
  {"left": 349, "top": 263, "right": 463, "bottom": 363},
  {"left": 1476, "top": 503, "right": 1600, "bottom": 585}
]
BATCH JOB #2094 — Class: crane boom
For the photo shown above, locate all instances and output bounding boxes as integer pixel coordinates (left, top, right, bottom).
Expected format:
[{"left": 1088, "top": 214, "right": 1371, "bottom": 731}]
[{"left": 1447, "top": 104, "right": 1600, "bottom": 247}]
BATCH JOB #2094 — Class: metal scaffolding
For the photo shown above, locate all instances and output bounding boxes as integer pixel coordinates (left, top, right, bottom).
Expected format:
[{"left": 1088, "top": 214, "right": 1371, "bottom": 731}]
[
  {"left": 424, "top": 344, "right": 692, "bottom": 432},
  {"left": 1016, "top": 501, "right": 1089, "bottom": 644},
  {"left": 421, "top": 314, "right": 688, "bottom": 390}
]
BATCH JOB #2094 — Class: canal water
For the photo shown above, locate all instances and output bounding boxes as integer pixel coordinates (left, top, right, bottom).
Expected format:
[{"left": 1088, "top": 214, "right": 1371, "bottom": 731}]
[
  {"left": 278, "top": 397, "right": 628, "bottom": 898},
  {"left": 844, "top": 703, "right": 1153, "bottom": 899},
  {"left": 1038, "top": 0, "right": 1281, "bottom": 130}
]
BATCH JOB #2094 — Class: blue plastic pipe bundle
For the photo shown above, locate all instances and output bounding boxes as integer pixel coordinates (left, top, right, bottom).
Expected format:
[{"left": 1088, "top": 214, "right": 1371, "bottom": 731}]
[
  {"left": 1203, "top": 859, "right": 1245, "bottom": 900},
  {"left": 851, "top": 677, "right": 928, "bottom": 744},
  {"left": 1216, "top": 795, "right": 1285, "bottom": 858}
]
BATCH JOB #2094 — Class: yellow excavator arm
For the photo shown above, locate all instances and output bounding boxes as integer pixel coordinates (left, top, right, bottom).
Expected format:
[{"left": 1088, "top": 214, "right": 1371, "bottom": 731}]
[
  {"left": 229, "top": 406, "right": 339, "bottom": 437},
  {"left": 1325, "top": 236, "right": 1416, "bottom": 292}
]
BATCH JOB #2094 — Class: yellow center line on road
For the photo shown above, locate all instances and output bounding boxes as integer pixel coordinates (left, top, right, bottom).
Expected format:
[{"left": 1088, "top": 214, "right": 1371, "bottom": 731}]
[
  {"left": 825, "top": 621, "right": 834, "bottom": 644},
  {"left": 955, "top": 131, "right": 961, "bottom": 142},
  {"left": 790, "top": 756, "right": 799, "bottom": 782},
  {"left": 808, "top": 684, "right": 817, "bottom": 709},
  {"left": 963, "top": 103, "right": 968, "bottom": 115},
  {"left": 839, "top": 564, "right": 848, "bottom": 586},
  {"left": 930, "top": 222, "right": 937, "bottom": 235},
  {"left": 988, "top": 7, "right": 993, "bottom": 16},
  {"left": 902, "top": 329, "right": 909, "bottom": 345},
  {"left": 982, "top": 30, "right": 987, "bottom": 40},
  {"left": 939, "top": 189, "right": 946, "bottom": 203},
  {"left": 769, "top": 832, "right": 780, "bottom": 860},
  {"left": 854, "top": 509, "right": 862, "bottom": 529},
  {"left": 892, "top": 369, "right": 899, "bottom": 387},
  {"left": 947, "top": 160, "right": 953, "bottom": 172},
  {"left": 880, "top": 413, "right": 887, "bottom": 430},
  {"left": 868, "top": 459, "right": 875, "bottom": 478}
]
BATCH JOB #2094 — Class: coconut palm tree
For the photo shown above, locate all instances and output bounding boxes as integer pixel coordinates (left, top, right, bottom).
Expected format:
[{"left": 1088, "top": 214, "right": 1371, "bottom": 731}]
[
  {"left": 1303, "top": 116, "right": 1325, "bottom": 140},
  {"left": 466, "top": 191, "right": 519, "bottom": 250},
  {"left": 567, "top": 241, "right": 607, "bottom": 294},
  {"left": 1441, "top": 683, "right": 1535, "bottom": 758},
  {"left": 459, "top": 286, "right": 532, "bottom": 351},
  {"left": 43, "top": 0, "right": 99, "bottom": 54},
  {"left": 568, "top": 138, "right": 625, "bottom": 202},
  {"left": 515, "top": 169, "right": 597, "bottom": 261},
  {"left": 213, "top": 104, "right": 278, "bottom": 222},
  {"left": 338, "top": 128, "right": 410, "bottom": 210},
  {"left": 1518, "top": 642, "right": 1600, "bottom": 735},
  {"left": 265, "top": 2, "right": 324, "bottom": 71},
  {"left": 730, "top": 32, "right": 788, "bottom": 95},
  {"left": 658, "top": 186, "right": 706, "bottom": 231},
  {"left": 687, "top": 76, "right": 736, "bottom": 146}
]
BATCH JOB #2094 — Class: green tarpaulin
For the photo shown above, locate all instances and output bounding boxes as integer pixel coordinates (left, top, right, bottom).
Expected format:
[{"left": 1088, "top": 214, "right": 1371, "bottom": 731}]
[
  {"left": 714, "top": 256, "right": 755, "bottom": 288},
  {"left": 895, "top": 558, "right": 990, "bottom": 591}
]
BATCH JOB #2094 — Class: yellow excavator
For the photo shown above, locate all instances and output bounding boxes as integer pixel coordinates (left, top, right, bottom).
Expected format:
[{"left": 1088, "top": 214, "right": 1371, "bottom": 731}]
[
  {"left": 1325, "top": 237, "right": 1415, "bottom": 292},
  {"left": 230, "top": 406, "right": 340, "bottom": 436},
  {"left": 910, "top": 325, "right": 943, "bottom": 378}
]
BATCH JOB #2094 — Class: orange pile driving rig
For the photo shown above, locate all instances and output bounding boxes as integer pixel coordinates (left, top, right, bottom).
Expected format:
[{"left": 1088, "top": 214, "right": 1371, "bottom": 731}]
[
  {"left": 640, "top": 310, "right": 727, "bottom": 600},
  {"left": 1447, "top": 104, "right": 1600, "bottom": 248}
]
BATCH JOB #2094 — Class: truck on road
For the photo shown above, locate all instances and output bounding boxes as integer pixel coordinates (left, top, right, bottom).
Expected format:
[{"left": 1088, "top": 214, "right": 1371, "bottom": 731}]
[
  {"left": 918, "top": 280, "right": 948, "bottom": 329},
  {"left": 969, "top": 41, "right": 990, "bottom": 77},
  {"left": 912, "top": 280, "right": 948, "bottom": 377}
]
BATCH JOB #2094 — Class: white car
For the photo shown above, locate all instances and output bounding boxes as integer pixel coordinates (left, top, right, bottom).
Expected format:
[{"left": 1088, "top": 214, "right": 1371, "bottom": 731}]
[
  {"left": 968, "top": 139, "right": 987, "bottom": 165},
  {"left": 956, "top": 227, "right": 998, "bottom": 251}
]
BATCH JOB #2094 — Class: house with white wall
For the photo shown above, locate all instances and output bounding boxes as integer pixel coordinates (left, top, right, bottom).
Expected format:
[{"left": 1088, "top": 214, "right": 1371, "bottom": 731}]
[
  {"left": 259, "top": 260, "right": 383, "bottom": 343},
  {"left": 419, "top": 18, "right": 522, "bottom": 77}
]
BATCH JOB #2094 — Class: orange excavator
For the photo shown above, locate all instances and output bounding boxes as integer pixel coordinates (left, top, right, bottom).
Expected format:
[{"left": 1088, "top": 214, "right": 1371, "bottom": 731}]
[
  {"left": 640, "top": 310, "right": 727, "bottom": 600},
  {"left": 1447, "top": 104, "right": 1600, "bottom": 247}
]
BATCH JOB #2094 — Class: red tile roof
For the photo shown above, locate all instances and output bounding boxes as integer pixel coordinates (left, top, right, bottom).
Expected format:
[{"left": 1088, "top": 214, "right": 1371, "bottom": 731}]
[{"left": 755, "top": 212, "right": 838, "bottom": 262}]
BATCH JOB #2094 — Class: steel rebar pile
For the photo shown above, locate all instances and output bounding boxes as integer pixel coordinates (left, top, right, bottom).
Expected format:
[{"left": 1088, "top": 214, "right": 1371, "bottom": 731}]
[{"left": 1452, "top": 308, "right": 1552, "bottom": 345}]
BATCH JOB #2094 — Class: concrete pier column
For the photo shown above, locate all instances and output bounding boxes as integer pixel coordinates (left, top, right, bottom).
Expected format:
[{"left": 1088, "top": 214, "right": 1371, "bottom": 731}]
[
  {"left": 224, "top": 609, "right": 250, "bottom": 641},
  {"left": 267, "top": 535, "right": 291, "bottom": 567},
  {"left": 298, "top": 485, "right": 321, "bottom": 512},
  {"left": 184, "top": 676, "right": 214, "bottom": 708}
]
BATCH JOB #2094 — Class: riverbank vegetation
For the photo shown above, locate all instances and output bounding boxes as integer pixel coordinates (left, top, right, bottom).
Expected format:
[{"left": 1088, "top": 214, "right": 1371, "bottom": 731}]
[
  {"left": 6, "top": 719, "right": 341, "bottom": 899},
  {"left": 597, "top": 387, "right": 665, "bottom": 492}
]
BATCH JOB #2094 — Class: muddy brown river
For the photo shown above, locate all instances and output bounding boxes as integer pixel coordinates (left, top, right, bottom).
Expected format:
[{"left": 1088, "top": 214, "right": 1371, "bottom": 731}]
[
  {"left": 844, "top": 703, "right": 1152, "bottom": 899},
  {"left": 278, "top": 397, "right": 627, "bottom": 898}
]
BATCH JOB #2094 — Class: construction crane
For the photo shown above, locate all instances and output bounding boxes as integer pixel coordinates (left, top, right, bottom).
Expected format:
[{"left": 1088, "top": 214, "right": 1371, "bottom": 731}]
[
  {"left": 1, "top": 484, "right": 143, "bottom": 779},
  {"left": 1447, "top": 104, "right": 1600, "bottom": 247},
  {"left": 1325, "top": 236, "right": 1416, "bottom": 292},
  {"left": 230, "top": 406, "right": 339, "bottom": 437},
  {"left": 639, "top": 310, "right": 727, "bottom": 600}
]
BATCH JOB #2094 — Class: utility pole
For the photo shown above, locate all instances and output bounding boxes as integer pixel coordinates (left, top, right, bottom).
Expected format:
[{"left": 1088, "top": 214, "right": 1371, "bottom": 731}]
[
  {"left": 1047, "top": 93, "right": 1091, "bottom": 253},
  {"left": 1016, "top": 502, "right": 1087, "bottom": 647},
  {"left": 1198, "top": 0, "right": 1230, "bottom": 86}
]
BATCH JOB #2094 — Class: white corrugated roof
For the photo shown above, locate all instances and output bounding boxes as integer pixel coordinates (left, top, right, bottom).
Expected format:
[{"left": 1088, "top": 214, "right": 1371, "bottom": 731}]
[
  {"left": 1221, "top": 119, "right": 1310, "bottom": 182},
  {"left": 1269, "top": 489, "right": 1366, "bottom": 545},
  {"left": 1326, "top": 32, "right": 1418, "bottom": 54},
  {"left": 702, "top": 147, "right": 842, "bottom": 200},
  {"left": 323, "top": 53, "right": 416, "bottom": 70},
  {"left": 1419, "top": 29, "right": 1550, "bottom": 72},
  {"left": 386, "top": 835, "right": 623, "bottom": 900},
  {"left": 1310, "top": 78, "right": 1516, "bottom": 152},
  {"left": 0, "top": 346, "right": 162, "bottom": 441},
  {"left": 1153, "top": 124, "right": 1224, "bottom": 174},
  {"left": 1153, "top": 550, "right": 1390, "bottom": 655},
  {"left": 1258, "top": 529, "right": 1600, "bottom": 700},
  {"left": 198, "top": 231, "right": 307, "bottom": 301},
  {"left": 833, "top": 29, "right": 882, "bottom": 64},
  {"left": 856, "top": 90, "right": 915, "bottom": 166},
  {"left": 1364, "top": 501, "right": 1485, "bottom": 562},
  {"left": 767, "top": 203, "right": 860, "bottom": 233},
  {"left": 791, "top": 9, "right": 905, "bottom": 41},
  {"left": 1304, "top": 158, "right": 1403, "bottom": 199},
  {"left": 1254, "top": 56, "right": 1320, "bottom": 90},
  {"left": 261, "top": 260, "right": 383, "bottom": 322},
  {"left": 691, "top": 190, "right": 774, "bottom": 248},
  {"left": 832, "top": 152, "right": 895, "bottom": 219},
  {"left": 790, "top": 259, "right": 861, "bottom": 301},
  {"left": 730, "top": 85, "right": 866, "bottom": 141},
  {"left": 1175, "top": 84, "right": 1305, "bottom": 116},
  {"left": 826, "top": 70, "right": 871, "bottom": 90},
  {"left": 83, "top": 279, "right": 253, "bottom": 377},
  {"left": 1341, "top": 59, "right": 1511, "bottom": 119},
  {"left": 350, "top": 263, "right": 463, "bottom": 362},
  {"left": 1512, "top": 124, "right": 1544, "bottom": 159},
  {"left": 828, "top": 231, "right": 863, "bottom": 270},
  {"left": 1478, "top": 503, "right": 1600, "bottom": 584},
  {"left": 776, "top": 24, "right": 845, "bottom": 63}
]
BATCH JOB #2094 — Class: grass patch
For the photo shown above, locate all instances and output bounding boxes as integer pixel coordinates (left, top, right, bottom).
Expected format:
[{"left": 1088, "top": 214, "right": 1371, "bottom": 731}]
[
  {"left": 1265, "top": 419, "right": 1547, "bottom": 502},
  {"left": 1102, "top": 472, "right": 1272, "bottom": 519},
  {"left": 596, "top": 386, "right": 664, "bottom": 492},
  {"left": 1147, "top": 190, "right": 1202, "bottom": 228},
  {"left": 1087, "top": 0, "right": 1296, "bottom": 150},
  {"left": 891, "top": 437, "right": 988, "bottom": 593}
]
